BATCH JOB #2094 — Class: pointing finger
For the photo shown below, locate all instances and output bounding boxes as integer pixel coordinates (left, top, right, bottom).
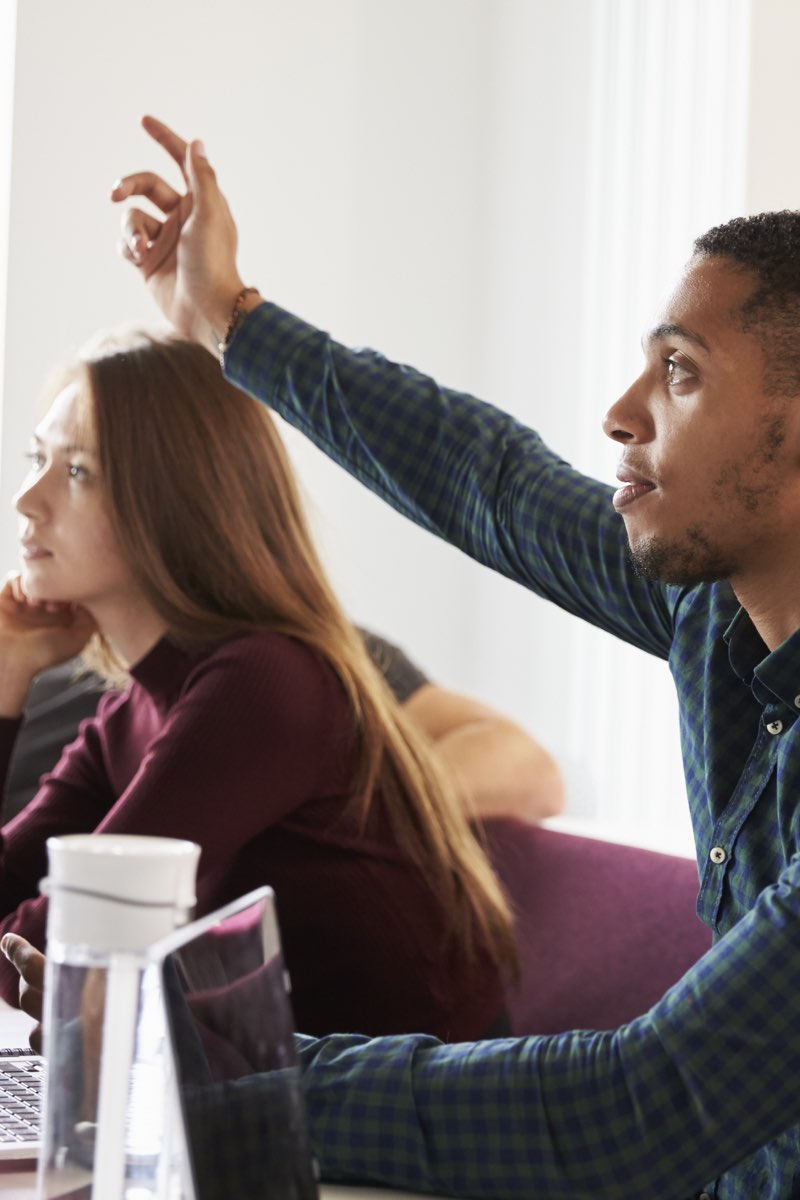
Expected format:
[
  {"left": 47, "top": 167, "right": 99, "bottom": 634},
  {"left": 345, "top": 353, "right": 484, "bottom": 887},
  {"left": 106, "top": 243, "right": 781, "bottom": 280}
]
[{"left": 141, "top": 114, "right": 190, "bottom": 182}]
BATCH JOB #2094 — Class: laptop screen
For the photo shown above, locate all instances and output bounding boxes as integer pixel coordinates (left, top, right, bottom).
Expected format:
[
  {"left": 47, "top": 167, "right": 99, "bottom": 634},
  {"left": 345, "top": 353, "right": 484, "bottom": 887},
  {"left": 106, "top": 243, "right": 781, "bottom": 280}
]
[
  {"left": 157, "top": 888, "right": 318, "bottom": 1200},
  {"left": 0, "top": 888, "right": 319, "bottom": 1197}
]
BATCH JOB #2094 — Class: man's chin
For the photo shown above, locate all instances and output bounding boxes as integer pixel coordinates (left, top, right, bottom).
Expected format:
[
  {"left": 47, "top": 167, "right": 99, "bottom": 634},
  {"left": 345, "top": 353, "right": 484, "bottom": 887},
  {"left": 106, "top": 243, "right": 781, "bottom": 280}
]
[{"left": 627, "top": 534, "right": 732, "bottom": 588}]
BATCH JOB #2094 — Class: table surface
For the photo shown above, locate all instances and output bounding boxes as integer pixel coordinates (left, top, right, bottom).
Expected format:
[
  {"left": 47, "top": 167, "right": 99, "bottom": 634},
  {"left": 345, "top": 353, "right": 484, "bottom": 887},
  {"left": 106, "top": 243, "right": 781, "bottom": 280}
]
[
  {"left": 0, "top": 1002, "right": 440, "bottom": 1200},
  {"left": 0, "top": 1173, "right": 436, "bottom": 1200},
  {"left": 0, "top": 1173, "right": 438, "bottom": 1200},
  {"left": 0, "top": 997, "right": 36, "bottom": 1045}
]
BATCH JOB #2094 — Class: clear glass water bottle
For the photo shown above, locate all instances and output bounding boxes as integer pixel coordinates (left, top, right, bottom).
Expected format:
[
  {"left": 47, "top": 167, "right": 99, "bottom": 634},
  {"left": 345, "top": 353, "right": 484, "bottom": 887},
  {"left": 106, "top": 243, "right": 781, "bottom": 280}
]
[{"left": 37, "top": 833, "right": 200, "bottom": 1200}]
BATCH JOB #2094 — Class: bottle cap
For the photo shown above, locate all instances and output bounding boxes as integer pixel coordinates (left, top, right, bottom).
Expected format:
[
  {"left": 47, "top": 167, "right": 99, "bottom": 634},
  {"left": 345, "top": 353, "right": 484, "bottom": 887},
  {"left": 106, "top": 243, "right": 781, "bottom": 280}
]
[{"left": 42, "top": 833, "right": 200, "bottom": 954}]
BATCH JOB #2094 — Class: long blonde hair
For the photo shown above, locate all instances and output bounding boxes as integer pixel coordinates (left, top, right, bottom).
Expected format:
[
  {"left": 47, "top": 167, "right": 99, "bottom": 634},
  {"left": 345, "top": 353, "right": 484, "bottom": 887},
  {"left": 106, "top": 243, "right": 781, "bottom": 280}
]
[{"left": 57, "top": 328, "right": 516, "bottom": 972}]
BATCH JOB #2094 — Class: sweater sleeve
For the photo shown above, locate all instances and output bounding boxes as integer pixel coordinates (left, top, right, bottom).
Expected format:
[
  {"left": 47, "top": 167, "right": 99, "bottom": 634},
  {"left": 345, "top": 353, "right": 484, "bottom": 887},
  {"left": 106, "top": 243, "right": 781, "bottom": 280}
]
[
  {"left": 0, "top": 699, "right": 116, "bottom": 1004},
  {"left": 0, "top": 634, "right": 345, "bottom": 1004},
  {"left": 225, "top": 303, "right": 677, "bottom": 660}
]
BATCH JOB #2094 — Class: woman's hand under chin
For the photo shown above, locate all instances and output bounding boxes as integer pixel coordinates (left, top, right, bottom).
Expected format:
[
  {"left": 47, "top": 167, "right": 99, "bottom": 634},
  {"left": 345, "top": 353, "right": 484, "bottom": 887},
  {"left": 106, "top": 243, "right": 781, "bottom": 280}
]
[{"left": 0, "top": 573, "right": 97, "bottom": 716}]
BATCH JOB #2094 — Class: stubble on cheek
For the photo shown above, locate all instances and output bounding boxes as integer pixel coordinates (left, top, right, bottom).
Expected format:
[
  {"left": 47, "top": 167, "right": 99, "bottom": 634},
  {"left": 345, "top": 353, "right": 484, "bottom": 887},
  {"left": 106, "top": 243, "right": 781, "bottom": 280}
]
[
  {"left": 709, "top": 411, "right": 787, "bottom": 514},
  {"left": 711, "top": 460, "right": 780, "bottom": 516}
]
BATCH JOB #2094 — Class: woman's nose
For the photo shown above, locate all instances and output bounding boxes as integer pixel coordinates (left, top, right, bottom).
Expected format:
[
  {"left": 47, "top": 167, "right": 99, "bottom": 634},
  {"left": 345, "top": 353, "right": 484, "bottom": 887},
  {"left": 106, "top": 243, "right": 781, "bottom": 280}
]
[{"left": 14, "top": 468, "right": 49, "bottom": 519}]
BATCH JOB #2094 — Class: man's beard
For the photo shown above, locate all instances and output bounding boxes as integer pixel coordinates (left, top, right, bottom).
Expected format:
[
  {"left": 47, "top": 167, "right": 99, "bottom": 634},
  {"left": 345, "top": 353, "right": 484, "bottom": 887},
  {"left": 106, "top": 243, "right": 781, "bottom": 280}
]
[
  {"left": 626, "top": 412, "right": 788, "bottom": 588},
  {"left": 627, "top": 526, "right": 735, "bottom": 587}
]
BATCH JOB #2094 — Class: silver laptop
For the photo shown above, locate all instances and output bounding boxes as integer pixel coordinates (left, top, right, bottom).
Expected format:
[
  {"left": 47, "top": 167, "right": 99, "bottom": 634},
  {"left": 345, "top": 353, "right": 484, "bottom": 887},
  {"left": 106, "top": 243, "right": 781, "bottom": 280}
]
[
  {"left": 0, "top": 887, "right": 318, "bottom": 1199},
  {"left": 0, "top": 1049, "right": 44, "bottom": 1159}
]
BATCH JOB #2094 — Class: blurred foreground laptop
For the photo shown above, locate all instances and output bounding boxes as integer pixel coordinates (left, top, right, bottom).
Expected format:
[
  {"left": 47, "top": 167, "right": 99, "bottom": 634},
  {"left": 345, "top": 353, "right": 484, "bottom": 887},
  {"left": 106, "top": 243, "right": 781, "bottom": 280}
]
[{"left": 0, "top": 886, "right": 318, "bottom": 1200}]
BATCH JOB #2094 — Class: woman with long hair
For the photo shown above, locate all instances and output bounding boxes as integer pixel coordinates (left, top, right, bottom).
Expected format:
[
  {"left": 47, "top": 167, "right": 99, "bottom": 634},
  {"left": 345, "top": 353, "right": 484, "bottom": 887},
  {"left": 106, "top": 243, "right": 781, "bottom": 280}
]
[{"left": 0, "top": 328, "right": 515, "bottom": 1038}]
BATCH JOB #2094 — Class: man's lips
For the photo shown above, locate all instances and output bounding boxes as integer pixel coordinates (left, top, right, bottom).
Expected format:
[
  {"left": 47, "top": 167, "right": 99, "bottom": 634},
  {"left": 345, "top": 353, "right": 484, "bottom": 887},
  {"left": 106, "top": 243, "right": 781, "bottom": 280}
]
[{"left": 612, "top": 467, "right": 657, "bottom": 513}]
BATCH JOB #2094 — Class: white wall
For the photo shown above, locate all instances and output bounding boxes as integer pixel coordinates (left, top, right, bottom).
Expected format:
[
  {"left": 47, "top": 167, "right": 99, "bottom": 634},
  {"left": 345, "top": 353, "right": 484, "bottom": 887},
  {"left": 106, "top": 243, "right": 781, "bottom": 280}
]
[
  {"left": 2, "top": 0, "right": 593, "bottom": 731},
  {"left": 0, "top": 0, "right": 17, "bottom": 457},
  {"left": 4, "top": 0, "right": 800, "bottom": 852},
  {"left": 746, "top": 0, "right": 800, "bottom": 213}
]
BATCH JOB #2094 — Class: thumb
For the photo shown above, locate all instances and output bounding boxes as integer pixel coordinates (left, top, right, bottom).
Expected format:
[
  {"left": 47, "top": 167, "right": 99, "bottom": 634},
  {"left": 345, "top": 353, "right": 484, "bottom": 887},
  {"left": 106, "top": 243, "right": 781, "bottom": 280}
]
[
  {"left": 1, "top": 933, "right": 45, "bottom": 991},
  {"left": 1, "top": 932, "right": 24, "bottom": 963},
  {"left": 184, "top": 139, "right": 217, "bottom": 215}
]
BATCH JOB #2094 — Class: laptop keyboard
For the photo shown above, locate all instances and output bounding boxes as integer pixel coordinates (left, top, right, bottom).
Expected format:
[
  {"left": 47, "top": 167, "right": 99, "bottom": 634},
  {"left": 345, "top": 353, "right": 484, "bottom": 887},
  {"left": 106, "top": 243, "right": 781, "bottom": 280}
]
[{"left": 0, "top": 1056, "right": 43, "bottom": 1146}]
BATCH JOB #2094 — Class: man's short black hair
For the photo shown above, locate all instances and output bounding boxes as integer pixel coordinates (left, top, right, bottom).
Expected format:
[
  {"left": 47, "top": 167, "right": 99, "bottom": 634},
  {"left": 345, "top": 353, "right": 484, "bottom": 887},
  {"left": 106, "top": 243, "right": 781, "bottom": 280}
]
[{"left": 694, "top": 211, "right": 800, "bottom": 397}]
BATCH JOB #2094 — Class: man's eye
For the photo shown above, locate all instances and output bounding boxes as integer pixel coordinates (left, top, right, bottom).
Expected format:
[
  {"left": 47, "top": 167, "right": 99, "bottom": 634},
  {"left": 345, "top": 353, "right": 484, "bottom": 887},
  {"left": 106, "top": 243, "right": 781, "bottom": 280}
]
[{"left": 666, "top": 357, "right": 693, "bottom": 387}]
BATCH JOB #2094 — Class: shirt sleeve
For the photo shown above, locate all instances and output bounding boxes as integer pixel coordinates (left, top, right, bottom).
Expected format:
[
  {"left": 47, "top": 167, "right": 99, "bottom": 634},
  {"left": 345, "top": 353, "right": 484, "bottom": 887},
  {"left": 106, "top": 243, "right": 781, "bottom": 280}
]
[
  {"left": 225, "top": 303, "right": 676, "bottom": 660},
  {"left": 296, "top": 850, "right": 800, "bottom": 1198},
  {"left": 358, "top": 628, "right": 430, "bottom": 703}
]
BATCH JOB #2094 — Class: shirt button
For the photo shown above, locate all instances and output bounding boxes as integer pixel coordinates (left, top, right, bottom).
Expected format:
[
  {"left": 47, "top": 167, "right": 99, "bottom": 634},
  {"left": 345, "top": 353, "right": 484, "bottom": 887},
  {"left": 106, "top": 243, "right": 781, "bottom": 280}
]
[
  {"left": 699, "top": 1194, "right": 712, "bottom": 1200},
  {"left": 766, "top": 719, "right": 783, "bottom": 735},
  {"left": 795, "top": 695, "right": 800, "bottom": 708},
  {"left": 709, "top": 846, "right": 727, "bottom": 865}
]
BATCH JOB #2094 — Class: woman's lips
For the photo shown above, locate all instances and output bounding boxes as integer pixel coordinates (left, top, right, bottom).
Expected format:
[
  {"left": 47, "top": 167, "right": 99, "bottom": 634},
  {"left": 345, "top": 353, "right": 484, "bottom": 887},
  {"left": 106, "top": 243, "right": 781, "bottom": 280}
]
[
  {"left": 19, "top": 542, "right": 52, "bottom": 560},
  {"left": 612, "top": 480, "right": 657, "bottom": 512}
]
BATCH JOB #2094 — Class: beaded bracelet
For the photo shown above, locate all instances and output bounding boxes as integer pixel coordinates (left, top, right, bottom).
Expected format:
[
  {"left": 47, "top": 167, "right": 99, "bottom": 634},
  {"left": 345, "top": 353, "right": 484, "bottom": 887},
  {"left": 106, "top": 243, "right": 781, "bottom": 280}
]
[{"left": 218, "top": 287, "right": 259, "bottom": 367}]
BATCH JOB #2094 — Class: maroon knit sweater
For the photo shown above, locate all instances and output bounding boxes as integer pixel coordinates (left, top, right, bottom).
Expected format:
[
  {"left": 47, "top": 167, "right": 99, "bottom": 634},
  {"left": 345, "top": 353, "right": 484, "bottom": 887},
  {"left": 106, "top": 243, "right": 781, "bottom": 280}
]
[{"left": 0, "top": 632, "right": 503, "bottom": 1038}]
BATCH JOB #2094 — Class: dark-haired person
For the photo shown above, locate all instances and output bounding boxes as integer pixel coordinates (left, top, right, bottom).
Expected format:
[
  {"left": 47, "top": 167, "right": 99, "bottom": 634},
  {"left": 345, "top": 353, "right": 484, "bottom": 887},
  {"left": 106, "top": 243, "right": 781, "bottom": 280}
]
[
  {"left": 101, "top": 115, "right": 800, "bottom": 1200},
  {"left": 0, "top": 327, "right": 520, "bottom": 1042},
  {"left": 1, "top": 635, "right": 564, "bottom": 826}
]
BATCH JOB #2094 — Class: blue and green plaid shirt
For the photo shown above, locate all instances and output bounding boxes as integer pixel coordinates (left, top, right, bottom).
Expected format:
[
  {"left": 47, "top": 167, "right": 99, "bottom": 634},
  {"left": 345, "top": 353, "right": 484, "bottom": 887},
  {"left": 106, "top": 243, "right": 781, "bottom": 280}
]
[{"left": 227, "top": 302, "right": 800, "bottom": 1200}]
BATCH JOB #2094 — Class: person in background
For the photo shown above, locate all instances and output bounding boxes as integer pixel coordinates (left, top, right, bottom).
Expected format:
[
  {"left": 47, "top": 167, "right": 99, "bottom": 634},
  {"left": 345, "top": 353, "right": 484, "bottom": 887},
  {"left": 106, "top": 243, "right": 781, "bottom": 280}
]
[
  {"left": 2, "top": 633, "right": 564, "bottom": 826},
  {"left": 98, "top": 113, "right": 800, "bottom": 1200},
  {"left": 0, "top": 325, "right": 517, "bottom": 1042}
]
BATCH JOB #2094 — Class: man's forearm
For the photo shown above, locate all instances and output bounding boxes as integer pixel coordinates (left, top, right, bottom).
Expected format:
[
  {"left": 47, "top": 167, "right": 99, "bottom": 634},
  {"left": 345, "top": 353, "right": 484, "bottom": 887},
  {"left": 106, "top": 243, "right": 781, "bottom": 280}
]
[
  {"left": 298, "top": 859, "right": 800, "bottom": 1199},
  {"left": 223, "top": 298, "right": 542, "bottom": 564},
  {"left": 225, "top": 302, "right": 676, "bottom": 660}
]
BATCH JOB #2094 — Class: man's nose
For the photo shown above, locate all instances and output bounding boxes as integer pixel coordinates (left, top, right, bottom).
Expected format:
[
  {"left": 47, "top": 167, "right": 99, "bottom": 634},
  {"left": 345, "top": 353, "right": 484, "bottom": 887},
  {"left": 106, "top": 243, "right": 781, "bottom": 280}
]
[{"left": 602, "top": 377, "right": 651, "bottom": 444}]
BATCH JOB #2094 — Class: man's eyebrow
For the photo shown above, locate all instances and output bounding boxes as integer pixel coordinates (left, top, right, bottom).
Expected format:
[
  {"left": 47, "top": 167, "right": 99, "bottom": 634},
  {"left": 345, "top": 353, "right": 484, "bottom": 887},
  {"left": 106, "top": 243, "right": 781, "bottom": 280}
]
[{"left": 644, "top": 322, "right": 711, "bottom": 352}]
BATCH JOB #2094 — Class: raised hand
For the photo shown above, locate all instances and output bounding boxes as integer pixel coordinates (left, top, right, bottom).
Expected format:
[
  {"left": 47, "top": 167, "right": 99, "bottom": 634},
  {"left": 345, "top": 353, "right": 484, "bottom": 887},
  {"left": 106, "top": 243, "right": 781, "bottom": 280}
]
[
  {"left": 111, "top": 116, "right": 251, "bottom": 348},
  {"left": 0, "top": 574, "right": 96, "bottom": 716}
]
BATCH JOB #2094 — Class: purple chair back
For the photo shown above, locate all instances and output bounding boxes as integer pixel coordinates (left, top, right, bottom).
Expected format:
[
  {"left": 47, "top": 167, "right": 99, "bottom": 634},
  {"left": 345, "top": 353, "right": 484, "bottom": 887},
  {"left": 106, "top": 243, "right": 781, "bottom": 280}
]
[{"left": 484, "top": 820, "right": 712, "bottom": 1034}]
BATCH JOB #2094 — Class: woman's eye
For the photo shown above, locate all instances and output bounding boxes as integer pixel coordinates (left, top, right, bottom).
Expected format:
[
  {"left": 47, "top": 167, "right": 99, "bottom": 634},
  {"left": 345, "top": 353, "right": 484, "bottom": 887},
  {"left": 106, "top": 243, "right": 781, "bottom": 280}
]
[
  {"left": 24, "top": 450, "right": 45, "bottom": 470},
  {"left": 68, "top": 463, "right": 89, "bottom": 481}
]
